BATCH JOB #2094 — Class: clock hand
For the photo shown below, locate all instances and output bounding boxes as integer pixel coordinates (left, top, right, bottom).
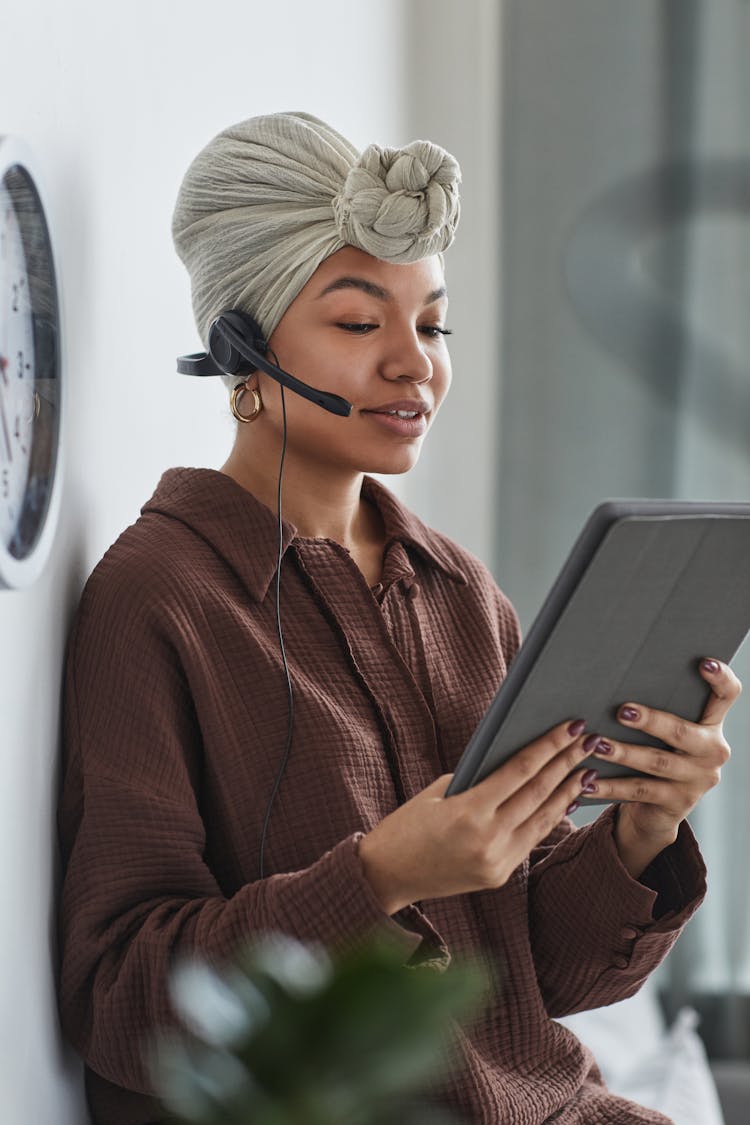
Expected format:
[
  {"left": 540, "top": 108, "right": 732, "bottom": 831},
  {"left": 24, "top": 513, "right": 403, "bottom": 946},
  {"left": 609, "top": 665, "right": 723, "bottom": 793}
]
[{"left": 0, "top": 392, "right": 13, "bottom": 462}]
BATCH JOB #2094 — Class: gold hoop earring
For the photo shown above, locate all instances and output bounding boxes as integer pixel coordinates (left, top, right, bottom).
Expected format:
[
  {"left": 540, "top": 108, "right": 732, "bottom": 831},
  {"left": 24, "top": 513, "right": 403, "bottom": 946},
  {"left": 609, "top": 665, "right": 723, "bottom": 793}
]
[{"left": 230, "top": 382, "right": 263, "bottom": 423}]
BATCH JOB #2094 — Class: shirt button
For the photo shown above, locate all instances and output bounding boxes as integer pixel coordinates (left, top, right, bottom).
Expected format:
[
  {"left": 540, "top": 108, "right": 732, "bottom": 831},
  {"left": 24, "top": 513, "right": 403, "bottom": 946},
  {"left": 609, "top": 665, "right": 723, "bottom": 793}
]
[
  {"left": 621, "top": 926, "right": 640, "bottom": 941},
  {"left": 407, "top": 582, "right": 420, "bottom": 599},
  {"left": 613, "top": 954, "right": 629, "bottom": 970}
]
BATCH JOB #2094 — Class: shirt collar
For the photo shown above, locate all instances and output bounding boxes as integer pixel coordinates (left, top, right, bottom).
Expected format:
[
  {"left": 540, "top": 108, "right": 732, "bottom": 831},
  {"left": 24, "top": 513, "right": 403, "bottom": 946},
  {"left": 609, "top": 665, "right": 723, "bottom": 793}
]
[
  {"left": 361, "top": 476, "right": 467, "bottom": 587},
  {"left": 142, "top": 468, "right": 466, "bottom": 603}
]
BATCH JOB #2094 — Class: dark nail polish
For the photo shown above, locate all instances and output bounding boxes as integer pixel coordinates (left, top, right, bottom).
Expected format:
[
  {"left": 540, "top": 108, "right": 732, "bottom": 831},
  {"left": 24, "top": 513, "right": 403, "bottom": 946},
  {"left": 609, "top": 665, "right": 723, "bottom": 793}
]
[
  {"left": 701, "top": 658, "right": 720, "bottom": 674},
  {"left": 595, "top": 739, "right": 613, "bottom": 755},
  {"left": 581, "top": 769, "right": 599, "bottom": 789},
  {"left": 582, "top": 733, "right": 602, "bottom": 754},
  {"left": 567, "top": 719, "right": 586, "bottom": 738},
  {"left": 582, "top": 782, "right": 598, "bottom": 794},
  {"left": 565, "top": 801, "right": 580, "bottom": 815},
  {"left": 619, "top": 706, "right": 640, "bottom": 722}
]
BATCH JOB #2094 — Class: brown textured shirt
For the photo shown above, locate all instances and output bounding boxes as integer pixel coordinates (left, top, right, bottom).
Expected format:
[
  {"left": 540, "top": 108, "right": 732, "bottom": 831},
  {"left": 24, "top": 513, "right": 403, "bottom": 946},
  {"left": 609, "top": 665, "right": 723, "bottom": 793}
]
[{"left": 58, "top": 468, "right": 706, "bottom": 1124}]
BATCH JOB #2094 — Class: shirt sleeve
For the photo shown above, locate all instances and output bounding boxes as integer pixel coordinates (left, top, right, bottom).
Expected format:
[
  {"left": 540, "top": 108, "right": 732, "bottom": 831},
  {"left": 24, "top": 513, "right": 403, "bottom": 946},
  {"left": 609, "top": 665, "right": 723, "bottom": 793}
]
[
  {"left": 527, "top": 804, "right": 706, "bottom": 1018},
  {"left": 57, "top": 588, "right": 445, "bottom": 1097}
]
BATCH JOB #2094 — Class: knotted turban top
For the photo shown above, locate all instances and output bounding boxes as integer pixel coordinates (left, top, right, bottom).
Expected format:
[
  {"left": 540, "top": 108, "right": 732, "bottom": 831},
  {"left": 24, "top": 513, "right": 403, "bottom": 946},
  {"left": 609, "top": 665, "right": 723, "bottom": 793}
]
[{"left": 171, "top": 111, "right": 461, "bottom": 357}]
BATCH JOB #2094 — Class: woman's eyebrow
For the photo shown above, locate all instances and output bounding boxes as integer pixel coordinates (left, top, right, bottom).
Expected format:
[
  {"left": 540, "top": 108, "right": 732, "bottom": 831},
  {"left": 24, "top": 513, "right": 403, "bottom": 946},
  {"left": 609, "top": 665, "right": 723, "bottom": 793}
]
[{"left": 315, "top": 276, "right": 448, "bottom": 305}]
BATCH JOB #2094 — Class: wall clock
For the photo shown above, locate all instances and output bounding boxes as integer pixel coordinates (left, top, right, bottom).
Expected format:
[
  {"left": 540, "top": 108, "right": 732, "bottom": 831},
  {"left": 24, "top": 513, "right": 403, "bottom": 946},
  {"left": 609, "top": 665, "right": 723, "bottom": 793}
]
[{"left": 0, "top": 136, "right": 63, "bottom": 589}]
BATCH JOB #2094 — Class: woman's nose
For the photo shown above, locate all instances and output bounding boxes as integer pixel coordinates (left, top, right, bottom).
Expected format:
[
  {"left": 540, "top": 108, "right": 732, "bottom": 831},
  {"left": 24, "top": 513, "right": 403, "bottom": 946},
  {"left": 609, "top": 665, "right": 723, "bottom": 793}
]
[{"left": 379, "top": 327, "right": 433, "bottom": 383}]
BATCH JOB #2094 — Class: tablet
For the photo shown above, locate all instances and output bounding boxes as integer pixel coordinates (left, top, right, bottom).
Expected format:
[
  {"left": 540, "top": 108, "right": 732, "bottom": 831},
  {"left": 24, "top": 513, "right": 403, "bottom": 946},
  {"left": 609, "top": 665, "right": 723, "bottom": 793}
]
[{"left": 446, "top": 500, "right": 750, "bottom": 798}]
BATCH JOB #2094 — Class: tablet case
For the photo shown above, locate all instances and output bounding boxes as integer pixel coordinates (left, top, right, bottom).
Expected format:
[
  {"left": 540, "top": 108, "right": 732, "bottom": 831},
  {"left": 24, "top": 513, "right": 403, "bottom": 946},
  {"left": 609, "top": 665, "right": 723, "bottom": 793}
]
[{"left": 446, "top": 501, "right": 750, "bottom": 798}]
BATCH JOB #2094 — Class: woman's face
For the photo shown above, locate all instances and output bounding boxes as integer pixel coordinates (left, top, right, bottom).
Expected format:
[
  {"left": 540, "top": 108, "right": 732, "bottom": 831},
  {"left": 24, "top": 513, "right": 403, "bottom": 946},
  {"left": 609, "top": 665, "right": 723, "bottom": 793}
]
[{"left": 250, "top": 245, "right": 452, "bottom": 477}]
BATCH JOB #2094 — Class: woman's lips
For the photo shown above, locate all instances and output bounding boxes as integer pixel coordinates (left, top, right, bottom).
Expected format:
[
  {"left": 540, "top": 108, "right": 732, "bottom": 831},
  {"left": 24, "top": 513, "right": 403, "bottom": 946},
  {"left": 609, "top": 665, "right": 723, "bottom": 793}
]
[
  {"left": 362, "top": 402, "right": 431, "bottom": 436},
  {"left": 361, "top": 409, "right": 429, "bottom": 437}
]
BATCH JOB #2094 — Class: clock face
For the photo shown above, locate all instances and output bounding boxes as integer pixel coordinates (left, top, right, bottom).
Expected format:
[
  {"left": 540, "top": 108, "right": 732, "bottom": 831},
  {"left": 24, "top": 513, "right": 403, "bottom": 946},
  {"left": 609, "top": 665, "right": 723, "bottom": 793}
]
[
  {"left": 0, "top": 180, "right": 37, "bottom": 547},
  {"left": 0, "top": 139, "right": 62, "bottom": 588}
]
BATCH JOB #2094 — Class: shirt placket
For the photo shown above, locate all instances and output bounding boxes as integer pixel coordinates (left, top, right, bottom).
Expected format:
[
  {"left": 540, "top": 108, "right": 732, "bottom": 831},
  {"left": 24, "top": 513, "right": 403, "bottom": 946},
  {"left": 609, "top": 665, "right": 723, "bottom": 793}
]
[{"left": 291, "top": 540, "right": 443, "bottom": 802}]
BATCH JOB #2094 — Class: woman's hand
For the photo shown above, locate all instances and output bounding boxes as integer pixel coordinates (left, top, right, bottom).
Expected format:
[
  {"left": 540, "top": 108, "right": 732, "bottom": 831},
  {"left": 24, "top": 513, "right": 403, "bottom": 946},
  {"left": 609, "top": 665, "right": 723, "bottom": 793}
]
[
  {"left": 588, "top": 657, "right": 742, "bottom": 878},
  {"left": 358, "top": 719, "right": 600, "bottom": 915}
]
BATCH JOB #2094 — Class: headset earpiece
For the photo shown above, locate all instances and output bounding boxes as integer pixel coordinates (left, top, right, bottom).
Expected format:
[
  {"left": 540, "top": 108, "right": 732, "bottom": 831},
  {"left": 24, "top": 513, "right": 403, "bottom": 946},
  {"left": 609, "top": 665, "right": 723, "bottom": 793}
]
[
  {"left": 208, "top": 310, "right": 268, "bottom": 376},
  {"left": 177, "top": 312, "right": 352, "bottom": 416}
]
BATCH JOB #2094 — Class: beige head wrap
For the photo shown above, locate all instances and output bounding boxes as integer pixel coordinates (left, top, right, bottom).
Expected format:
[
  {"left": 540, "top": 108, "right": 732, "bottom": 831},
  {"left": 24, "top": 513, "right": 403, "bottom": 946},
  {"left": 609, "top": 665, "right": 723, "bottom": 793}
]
[{"left": 172, "top": 111, "right": 461, "bottom": 379}]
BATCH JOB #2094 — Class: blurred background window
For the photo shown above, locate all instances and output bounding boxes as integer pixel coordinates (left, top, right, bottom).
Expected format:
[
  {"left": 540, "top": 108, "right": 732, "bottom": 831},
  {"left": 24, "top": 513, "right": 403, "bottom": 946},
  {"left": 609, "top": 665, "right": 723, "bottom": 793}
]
[{"left": 405, "top": 0, "right": 750, "bottom": 1063}]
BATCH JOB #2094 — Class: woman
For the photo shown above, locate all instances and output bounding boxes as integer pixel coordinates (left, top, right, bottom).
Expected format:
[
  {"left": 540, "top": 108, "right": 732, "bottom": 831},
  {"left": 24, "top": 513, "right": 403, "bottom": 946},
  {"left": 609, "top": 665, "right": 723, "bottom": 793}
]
[{"left": 58, "top": 112, "right": 740, "bottom": 1125}]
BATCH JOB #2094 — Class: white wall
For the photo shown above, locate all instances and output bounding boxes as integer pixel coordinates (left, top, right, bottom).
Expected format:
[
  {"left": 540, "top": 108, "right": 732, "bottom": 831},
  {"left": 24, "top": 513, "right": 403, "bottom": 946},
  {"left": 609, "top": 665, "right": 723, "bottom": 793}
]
[
  {"left": 0, "top": 2, "right": 410, "bottom": 1120},
  {"left": 400, "top": 0, "right": 504, "bottom": 565}
]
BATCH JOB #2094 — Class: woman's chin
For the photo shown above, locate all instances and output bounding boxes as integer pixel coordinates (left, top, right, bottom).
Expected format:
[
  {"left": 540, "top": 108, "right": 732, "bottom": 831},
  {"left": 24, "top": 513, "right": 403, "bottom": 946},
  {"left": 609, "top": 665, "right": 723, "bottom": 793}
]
[{"left": 361, "top": 450, "right": 423, "bottom": 476}]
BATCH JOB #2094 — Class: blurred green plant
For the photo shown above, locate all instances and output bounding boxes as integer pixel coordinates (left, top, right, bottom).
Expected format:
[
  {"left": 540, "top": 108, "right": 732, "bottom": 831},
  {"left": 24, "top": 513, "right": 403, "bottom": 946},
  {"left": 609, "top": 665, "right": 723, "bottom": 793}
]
[{"left": 150, "top": 933, "right": 488, "bottom": 1125}]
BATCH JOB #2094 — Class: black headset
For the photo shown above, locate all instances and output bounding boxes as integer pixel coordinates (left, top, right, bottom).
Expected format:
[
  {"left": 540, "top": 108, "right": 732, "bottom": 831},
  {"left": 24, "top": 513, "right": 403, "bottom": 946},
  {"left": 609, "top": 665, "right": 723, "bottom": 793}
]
[
  {"left": 177, "top": 309, "right": 353, "bottom": 417},
  {"left": 177, "top": 309, "right": 353, "bottom": 879}
]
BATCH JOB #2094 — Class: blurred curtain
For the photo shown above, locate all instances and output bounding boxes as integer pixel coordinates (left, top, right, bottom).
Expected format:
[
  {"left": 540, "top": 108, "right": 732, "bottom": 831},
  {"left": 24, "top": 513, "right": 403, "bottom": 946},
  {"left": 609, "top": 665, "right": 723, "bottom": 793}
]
[{"left": 497, "top": 0, "right": 750, "bottom": 1057}]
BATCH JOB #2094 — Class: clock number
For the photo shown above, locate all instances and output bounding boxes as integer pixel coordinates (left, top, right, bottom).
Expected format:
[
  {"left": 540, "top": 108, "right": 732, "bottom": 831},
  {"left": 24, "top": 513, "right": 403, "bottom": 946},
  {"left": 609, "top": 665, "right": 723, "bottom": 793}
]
[
  {"left": 14, "top": 414, "right": 26, "bottom": 453},
  {"left": 11, "top": 278, "right": 25, "bottom": 313},
  {"left": 17, "top": 350, "right": 24, "bottom": 379},
  {"left": 1, "top": 469, "right": 8, "bottom": 500}
]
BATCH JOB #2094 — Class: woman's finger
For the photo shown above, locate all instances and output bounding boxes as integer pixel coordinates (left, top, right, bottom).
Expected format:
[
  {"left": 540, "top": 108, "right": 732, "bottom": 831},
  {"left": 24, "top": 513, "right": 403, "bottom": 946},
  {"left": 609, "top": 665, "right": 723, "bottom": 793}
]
[
  {"left": 583, "top": 774, "right": 683, "bottom": 809},
  {"left": 472, "top": 719, "right": 590, "bottom": 809},
  {"left": 588, "top": 737, "right": 698, "bottom": 781},
  {"left": 616, "top": 661, "right": 741, "bottom": 746},
  {"left": 501, "top": 736, "right": 603, "bottom": 826},
  {"left": 511, "top": 768, "right": 595, "bottom": 857},
  {"left": 615, "top": 699, "right": 717, "bottom": 757},
  {"left": 696, "top": 658, "right": 742, "bottom": 725}
]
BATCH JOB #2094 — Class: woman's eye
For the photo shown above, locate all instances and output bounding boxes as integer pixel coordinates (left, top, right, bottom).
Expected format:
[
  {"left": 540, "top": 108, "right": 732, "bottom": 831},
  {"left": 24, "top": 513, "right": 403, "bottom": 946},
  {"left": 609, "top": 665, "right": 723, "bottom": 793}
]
[
  {"left": 336, "top": 323, "right": 453, "bottom": 338},
  {"left": 337, "top": 322, "right": 377, "bottom": 334}
]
